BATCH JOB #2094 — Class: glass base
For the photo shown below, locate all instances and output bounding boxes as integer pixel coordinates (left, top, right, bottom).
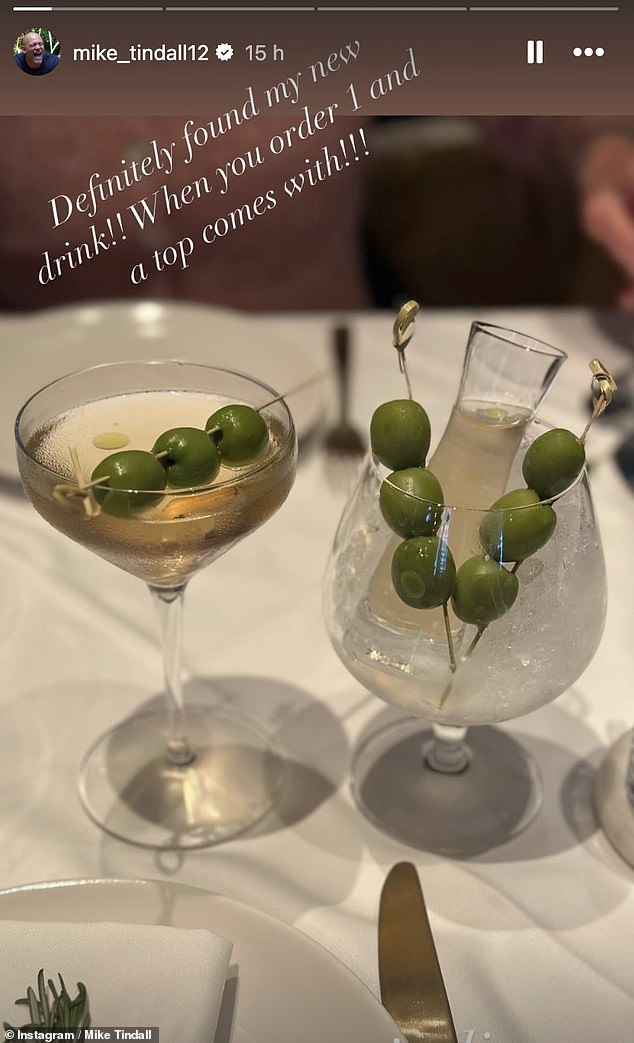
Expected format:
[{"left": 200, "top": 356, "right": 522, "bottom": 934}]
[
  {"left": 594, "top": 731, "right": 634, "bottom": 869},
  {"left": 352, "top": 718, "right": 542, "bottom": 856},
  {"left": 78, "top": 704, "right": 284, "bottom": 849}
]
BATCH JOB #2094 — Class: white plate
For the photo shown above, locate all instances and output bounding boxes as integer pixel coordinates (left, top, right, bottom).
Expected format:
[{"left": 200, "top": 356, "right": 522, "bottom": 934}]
[
  {"left": 0, "top": 878, "right": 398, "bottom": 1043},
  {"left": 2, "top": 300, "right": 328, "bottom": 480}
]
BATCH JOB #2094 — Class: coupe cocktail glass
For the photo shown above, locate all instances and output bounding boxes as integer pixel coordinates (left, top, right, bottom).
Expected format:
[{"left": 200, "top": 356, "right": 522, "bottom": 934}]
[{"left": 16, "top": 360, "right": 296, "bottom": 849}]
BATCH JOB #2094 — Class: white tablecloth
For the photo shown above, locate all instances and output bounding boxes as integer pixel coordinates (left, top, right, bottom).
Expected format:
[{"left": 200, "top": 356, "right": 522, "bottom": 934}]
[{"left": 1, "top": 308, "right": 633, "bottom": 1042}]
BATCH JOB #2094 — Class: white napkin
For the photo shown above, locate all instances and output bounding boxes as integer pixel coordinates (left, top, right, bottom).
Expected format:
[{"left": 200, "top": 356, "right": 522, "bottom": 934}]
[{"left": 0, "top": 920, "right": 232, "bottom": 1042}]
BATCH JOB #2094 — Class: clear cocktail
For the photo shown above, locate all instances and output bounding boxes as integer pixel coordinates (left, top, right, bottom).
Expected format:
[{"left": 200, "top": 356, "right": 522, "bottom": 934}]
[{"left": 16, "top": 360, "right": 297, "bottom": 849}]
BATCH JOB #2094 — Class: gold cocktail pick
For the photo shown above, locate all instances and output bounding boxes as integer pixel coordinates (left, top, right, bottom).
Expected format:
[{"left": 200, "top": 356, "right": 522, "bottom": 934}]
[
  {"left": 392, "top": 300, "right": 420, "bottom": 400},
  {"left": 580, "top": 359, "right": 618, "bottom": 443},
  {"left": 52, "top": 447, "right": 100, "bottom": 516},
  {"left": 255, "top": 369, "right": 329, "bottom": 412}
]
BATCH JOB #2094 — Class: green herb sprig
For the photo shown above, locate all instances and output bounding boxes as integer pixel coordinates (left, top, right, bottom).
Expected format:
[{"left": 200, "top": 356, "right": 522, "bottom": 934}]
[{"left": 4, "top": 969, "right": 90, "bottom": 1034}]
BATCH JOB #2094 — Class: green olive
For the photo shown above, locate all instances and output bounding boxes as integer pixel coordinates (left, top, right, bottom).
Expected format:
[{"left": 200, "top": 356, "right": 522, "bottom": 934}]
[
  {"left": 452, "top": 555, "right": 519, "bottom": 626},
  {"left": 522, "top": 428, "right": 585, "bottom": 499},
  {"left": 370, "top": 399, "right": 431, "bottom": 470},
  {"left": 479, "top": 488, "right": 556, "bottom": 563},
  {"left": 379, "top": 467, "right": 444, "bottom": 538},
  {"left": 152, "top": 427, "right": 220, "bottom": 488},
  {"left": 206, "top": 404, "right": 268, "bottom": 465},
  {"left": 391, "top": 536, "right": 456, "bottom": 609},
  {"left": 91, "top": 450, "right": 166, "bottom": 517}
]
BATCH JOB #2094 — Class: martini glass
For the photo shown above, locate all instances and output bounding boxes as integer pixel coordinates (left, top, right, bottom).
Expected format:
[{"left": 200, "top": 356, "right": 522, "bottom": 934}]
[
  {"left": 324, "top": 427, "right": 606, "bottom": 855},
  {"left": 15, "top": 360, "right": 296, "bottom": 849}
]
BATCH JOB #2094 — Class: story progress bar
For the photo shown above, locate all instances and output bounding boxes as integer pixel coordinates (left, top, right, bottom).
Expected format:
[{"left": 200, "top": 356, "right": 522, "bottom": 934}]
[{"left": 10, "top": 4, "right": 623, "bottom": 10}]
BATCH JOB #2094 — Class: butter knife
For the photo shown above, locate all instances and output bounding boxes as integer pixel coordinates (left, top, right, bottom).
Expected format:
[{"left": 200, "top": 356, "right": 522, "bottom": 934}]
[{"left": 379, "top": 861, "right": 458, "bottom": 1043}]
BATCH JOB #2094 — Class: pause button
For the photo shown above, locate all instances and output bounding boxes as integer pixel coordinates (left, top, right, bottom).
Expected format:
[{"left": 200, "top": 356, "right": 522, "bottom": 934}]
[{"left": 527, "top": 39, "right": 544, "bottom": 64}]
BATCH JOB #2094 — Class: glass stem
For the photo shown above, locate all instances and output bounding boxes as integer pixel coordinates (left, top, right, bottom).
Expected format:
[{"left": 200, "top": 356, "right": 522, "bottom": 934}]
[
  {"left": 149, "top": 583, "right": 195, "bottom": 767},
  {"left": 423, "top": 723, "right": 471, "bottom": 774}
]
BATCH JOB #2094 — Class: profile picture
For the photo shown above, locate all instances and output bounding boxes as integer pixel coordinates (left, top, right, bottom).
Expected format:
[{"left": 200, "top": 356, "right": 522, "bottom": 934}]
[{"left": 14, "top": 27, "right": 60, "bottom": 76}]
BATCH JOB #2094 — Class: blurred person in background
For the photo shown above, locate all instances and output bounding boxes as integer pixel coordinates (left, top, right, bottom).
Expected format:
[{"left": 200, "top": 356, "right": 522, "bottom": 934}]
[
  {"left": 0, "top": 115, "right": 633, "bottom": 312},
  {"left": 365, "top": 115, "right": 634, "bottom": 311},
  {"left": 570, "top": 120, "right": 634, "bottom": 309}
]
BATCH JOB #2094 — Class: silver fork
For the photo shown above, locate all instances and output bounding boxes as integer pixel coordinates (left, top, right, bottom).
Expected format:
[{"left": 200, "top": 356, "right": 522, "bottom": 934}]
[{"left": 324, "top": 325, "right": 365, "bottom": 480}]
